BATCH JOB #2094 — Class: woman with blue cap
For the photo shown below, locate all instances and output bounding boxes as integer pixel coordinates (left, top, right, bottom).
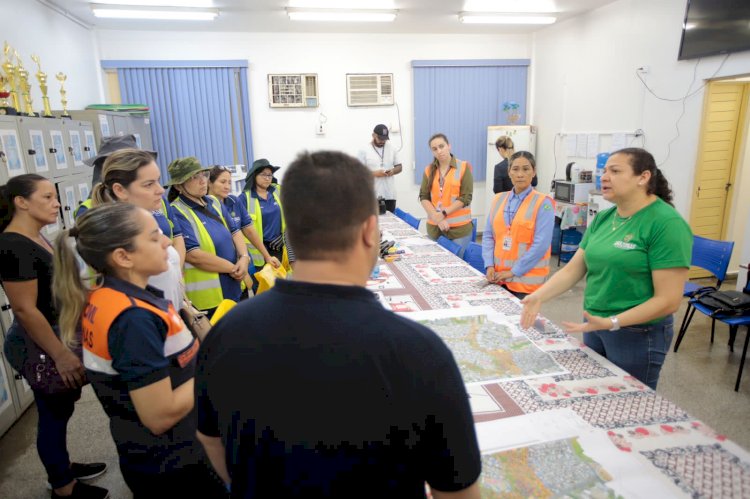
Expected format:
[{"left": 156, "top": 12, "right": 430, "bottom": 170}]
[
  {"left": 239, "top": 159, "right": 293, "bottom": 271},
  {"left": 167, "top": 157, "right": 250, "bottom": 317}
]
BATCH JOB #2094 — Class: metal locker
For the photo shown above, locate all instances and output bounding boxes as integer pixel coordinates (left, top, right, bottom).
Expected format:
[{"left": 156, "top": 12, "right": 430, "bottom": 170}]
[
  {"left": 56, "top": 178, "right": 78, "bottom": 229},
  {"left": 0, "top": 116, "right": 28, "bottom": 185},
  {"left": 0, "top": 336, "right": 19, "bottom": 438},
  {"left": 49, "top": 121, "right": 71, "bottom": 179},
  {"left": 129, "top": 116, "right": 154, "bottom": 151},
  {"left": 17, "top": 116, "right": 53, "bottom": 179},
  {"left": 0, "top": 288, "right": 34, "bottom": 418},
  {"left": 65, "top": 121, "right": 86, "bottom": 174}
]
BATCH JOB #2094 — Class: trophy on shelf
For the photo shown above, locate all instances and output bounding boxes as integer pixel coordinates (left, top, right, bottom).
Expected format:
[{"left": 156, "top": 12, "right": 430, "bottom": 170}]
[
  {"left": 1, "top": 42, "right": 20, "bottom": 115},
  {"left": 31, "top": 54, "right": 53, "bottom": 118},
  {"left": 15, "top": 51, "right": 37, "bottom": 117},
  {"left": 56, "top": 72, "right": 70, "bottom": 118}
]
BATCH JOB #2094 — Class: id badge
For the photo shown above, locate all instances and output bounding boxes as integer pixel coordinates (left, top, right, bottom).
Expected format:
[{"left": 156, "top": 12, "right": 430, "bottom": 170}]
[{"left": 502, "top": 236, "right": 513, "bottom": 251}]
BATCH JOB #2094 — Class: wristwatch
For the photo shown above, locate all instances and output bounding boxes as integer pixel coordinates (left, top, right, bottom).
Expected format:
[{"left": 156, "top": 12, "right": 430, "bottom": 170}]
[
  {"left": 441, "top": 210, "right": 448, "bottom": 217},
  {"left": 609, "top": 316, "right": 621, "bottom": 331}
]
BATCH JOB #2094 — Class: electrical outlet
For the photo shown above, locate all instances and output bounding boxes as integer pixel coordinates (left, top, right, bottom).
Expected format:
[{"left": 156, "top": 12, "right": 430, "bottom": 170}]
[
  {"left": 389, "top": 122, "right": 400, "bottom": 134},
  {"left": 316, "top": 122, "right": 326, "bottom": 135}
]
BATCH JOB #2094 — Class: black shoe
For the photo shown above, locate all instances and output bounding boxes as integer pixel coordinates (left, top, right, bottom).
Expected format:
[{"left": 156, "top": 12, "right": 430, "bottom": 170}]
[
  {"left": 70, "top": 462, "right": 108, "bottom": 481},
  {"left": 51, "top": 481, "right": 110, "bottom": 499},
  {"left": 47, "top": 463, "right": 108, "bottom": 489}
]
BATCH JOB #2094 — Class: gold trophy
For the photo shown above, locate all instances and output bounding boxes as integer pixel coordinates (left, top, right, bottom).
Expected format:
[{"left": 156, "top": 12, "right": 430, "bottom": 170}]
[
  {"left": 1, "top": 42, "right": 20, "bottom": 114},
  {"left": 31, "top": 54, "right": 53, "bottom": 118},
  {"left": 56, "top": 72, "right": 70, "bottom": 118},
  {"left": 15, "top": 51, "right": 36, "bottom": 116}
]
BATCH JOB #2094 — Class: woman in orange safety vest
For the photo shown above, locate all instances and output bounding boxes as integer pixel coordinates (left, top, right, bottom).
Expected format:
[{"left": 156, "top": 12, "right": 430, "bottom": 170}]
[
  {"left": 419, "top": 133, "right": 474, "bottom": 258},
  {"left": 482, "top": 151, "right": 555, "bottom": 299}
]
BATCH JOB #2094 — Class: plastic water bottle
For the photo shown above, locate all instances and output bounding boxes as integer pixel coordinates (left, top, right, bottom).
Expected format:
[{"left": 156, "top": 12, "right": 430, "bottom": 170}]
[
  {"left": 595, "top": 152, "right": 609, "bottom": 190},
  {"left": 370, "top": 264, "right": 381, "bottom": 280}
]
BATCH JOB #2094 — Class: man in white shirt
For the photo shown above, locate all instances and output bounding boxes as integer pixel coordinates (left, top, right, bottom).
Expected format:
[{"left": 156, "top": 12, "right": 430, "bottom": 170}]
[{"left": 357, "top": 124, "right": 403, "bottom": 212}]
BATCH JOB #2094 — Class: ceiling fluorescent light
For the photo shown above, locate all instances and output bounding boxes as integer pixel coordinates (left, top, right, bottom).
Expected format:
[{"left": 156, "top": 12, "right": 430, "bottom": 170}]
[
  {"left": 289, "top": 0, "right": 396, "bottom": 9},
  {"left": 92, "top": 0, "right": 214, "bottom": 7},
  {"left": 459, "top": 13, "right": 556, "bottom": 25},
  {"left": 463, "top": 0, "right": 556, "bottom": 13},
  {"left": 287, "top": 9, "right": 397, "bottom": 22},
  {"left": 91, "top": 5, "right": 219, "bottom": 20}
]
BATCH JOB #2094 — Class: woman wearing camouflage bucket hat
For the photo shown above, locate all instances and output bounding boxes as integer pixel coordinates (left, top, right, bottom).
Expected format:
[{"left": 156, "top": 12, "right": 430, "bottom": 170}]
[{"left": 167, "top": 157, "right": 250, "bottom": 317}]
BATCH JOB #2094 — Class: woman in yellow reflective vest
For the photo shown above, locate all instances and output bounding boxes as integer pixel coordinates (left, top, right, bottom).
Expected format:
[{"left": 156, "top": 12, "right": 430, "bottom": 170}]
[
  {"left": 239, "top": 159, "right": 293, "bottom": 271},
  {"left": 167, "top": 157, "right": 250, "bottom": 318},
  {"left": 482, "top": 151, "right": 555, "bottom": 299},
  {"left": 419, "top": 133, "right": 474, "bottom": 258}
]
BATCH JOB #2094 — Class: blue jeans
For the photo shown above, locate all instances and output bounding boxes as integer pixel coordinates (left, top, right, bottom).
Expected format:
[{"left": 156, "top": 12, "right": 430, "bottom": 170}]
[
  {"left": 583, "top": 316, "right": 674, "bottom": 390},
  {"left": 34, "top": 388, "right": 82, "bottom": 489},
  {"left": 452, "top": 234, "right": 472, "bottom": 259}
]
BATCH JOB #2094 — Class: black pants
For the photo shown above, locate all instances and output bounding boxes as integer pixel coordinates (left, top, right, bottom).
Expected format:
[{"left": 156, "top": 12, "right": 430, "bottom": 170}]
[
  {"left": 501, "top": 284, "right": 528, "bottom": 300},
  {"left": 35, "top": 388, "right": 82, "bottom": 489},
  {"left": 384, "top": 199, "right": 397, "bottom": 213},
  {"left": 121, "top": 462, "right": 228, "bottom": 498}
]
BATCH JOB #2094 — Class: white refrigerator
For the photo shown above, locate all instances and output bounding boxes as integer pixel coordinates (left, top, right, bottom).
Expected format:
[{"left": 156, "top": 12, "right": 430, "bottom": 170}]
[{"left": 483, "top": 125, "right": 537, "bottom": 225}]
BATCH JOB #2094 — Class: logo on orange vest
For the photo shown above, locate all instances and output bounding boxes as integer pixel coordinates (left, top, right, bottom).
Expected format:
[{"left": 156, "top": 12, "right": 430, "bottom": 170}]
[{"left": 176, "top": 339, "right": 199, "bottom": 368}]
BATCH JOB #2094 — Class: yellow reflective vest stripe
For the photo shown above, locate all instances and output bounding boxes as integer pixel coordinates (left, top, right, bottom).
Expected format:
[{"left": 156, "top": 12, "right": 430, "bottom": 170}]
[
  {"left": 244, "top": 186, "right": 287, "bottom": 268},
  {"left": 171, "top": 196, "right": 228, "bottom": 311}
]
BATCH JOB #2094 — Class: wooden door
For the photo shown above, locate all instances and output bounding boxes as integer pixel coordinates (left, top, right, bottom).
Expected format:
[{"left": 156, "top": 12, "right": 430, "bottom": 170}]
[{"left": 689, "top": 82, "right": 748, "bottom": 278}]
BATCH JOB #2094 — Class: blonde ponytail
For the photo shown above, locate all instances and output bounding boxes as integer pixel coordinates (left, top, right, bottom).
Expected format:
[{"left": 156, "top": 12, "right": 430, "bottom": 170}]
[{"left": 53, "top": 228, "right": 90, "bottom": 348}]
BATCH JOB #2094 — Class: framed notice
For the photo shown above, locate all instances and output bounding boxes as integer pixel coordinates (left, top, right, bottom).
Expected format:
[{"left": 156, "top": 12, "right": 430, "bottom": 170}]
[{"left": 29, "top": 130, "right": 49, "bottom": 173}]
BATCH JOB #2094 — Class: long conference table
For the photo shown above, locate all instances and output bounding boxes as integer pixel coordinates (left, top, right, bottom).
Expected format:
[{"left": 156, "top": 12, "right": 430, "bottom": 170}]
[{"left": 368, "top": 212, "right": 750, "bottom": 499}]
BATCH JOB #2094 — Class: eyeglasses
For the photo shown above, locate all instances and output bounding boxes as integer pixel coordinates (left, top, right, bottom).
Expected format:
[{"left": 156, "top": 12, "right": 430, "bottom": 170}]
[
  {"left": 257, "top": 173, "right": 274, "bottom": 178},
  {"left": 189, "top": 171, "right": 209, "bottom": 182}
]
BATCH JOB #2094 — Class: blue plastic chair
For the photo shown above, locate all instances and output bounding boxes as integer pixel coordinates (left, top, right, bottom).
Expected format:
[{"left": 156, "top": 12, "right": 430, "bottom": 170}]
[
  {"left": 403, "top": 212, "right": 421, "bottom": 230},
  {"left": 676, "top": 236, "right": 735, "bottom": 342},
  {"left": 471, "top": 218, "right": 478, "bottom": 243},
  {"left": 437, "top": 236, "right": 461, "bottom": 256},
  {"left": 462, "top": 242, "right": 485, "bottom": 273}
]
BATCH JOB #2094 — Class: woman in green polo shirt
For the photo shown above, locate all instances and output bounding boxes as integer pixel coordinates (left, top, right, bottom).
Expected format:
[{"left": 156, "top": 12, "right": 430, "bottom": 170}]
[{"left": 520, "top": 148, "right": 692, "bottom": 389}]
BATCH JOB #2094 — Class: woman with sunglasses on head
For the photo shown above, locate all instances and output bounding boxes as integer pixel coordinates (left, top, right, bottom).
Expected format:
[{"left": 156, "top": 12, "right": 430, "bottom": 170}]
[
  {"left": 520, "top": 148, "right": 692, "bottom": 390},
  {"left": 207, "top": 165, "right": 280, "bottom": 272},
  {"left": 419, "top": 133, "right": 474, "bottom": 258},
  {"left": 167, "top": 157, "right": 249, "bottom": 318},
  {"left": 89, "top": 148, "right": 185, "bottom": 308},
  {"left": 53, "top": 203, "right": 227, "bottom": 498},
  {"left": 239, "top": 159, "right": 293, "bottom": 272},
  {"left": 0, "top": 174, "right": 108, "bottom": 499}
]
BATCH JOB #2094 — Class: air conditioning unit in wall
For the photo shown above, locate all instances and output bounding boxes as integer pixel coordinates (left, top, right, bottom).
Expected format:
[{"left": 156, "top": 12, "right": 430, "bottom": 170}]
[
  {"left": 268, "top": 74, "right": 319, "bottom": 108},
  {"left": 346, "top": 73, "right": 394, "bottom": 107}
]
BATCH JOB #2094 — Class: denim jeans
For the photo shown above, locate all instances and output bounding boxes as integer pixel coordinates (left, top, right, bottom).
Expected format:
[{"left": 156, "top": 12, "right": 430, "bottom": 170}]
[
  {"left": 452, "top": 234, "right": 472, "bottom": 259},
  {"left": 583, "top": 316, "right": 674, "bottom": 390},
  {"left": 34, "top": 388, "right": 82, "bottom": 489}
]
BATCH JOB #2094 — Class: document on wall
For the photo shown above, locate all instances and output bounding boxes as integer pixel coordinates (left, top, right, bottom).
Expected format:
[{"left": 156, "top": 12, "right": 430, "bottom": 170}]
[
  {"left": 611, "top": 133, "right": 627, "bottom": 151},
  {"left": 586, "top": 133, "right": 599, "bottom": 158},
  {"left": 565, "top": 134, "right": 577, "bottom": 157},
  {"left": 575, "top": 133, "right": 587, "bottom": 157}
]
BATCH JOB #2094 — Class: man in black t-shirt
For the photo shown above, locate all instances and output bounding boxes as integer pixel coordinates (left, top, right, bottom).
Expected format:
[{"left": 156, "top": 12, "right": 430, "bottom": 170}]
[{"left": 195, "top": 151, "right": 482, "bottom": 498}]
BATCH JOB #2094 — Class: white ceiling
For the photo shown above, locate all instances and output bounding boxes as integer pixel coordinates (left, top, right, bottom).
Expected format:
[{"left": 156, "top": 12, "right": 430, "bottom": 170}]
[{"left": 47, "top": 0, "right": 617, "bottom": 34}]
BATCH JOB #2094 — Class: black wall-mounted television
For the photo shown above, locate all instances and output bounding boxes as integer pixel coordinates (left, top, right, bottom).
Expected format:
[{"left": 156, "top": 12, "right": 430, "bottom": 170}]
[{"left": 678, "top": 0, "right": 750, "bottom": 60}]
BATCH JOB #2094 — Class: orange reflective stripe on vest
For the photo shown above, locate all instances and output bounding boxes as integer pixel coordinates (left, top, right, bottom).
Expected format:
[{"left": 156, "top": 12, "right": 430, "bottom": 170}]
[
  {"left": 81, "top": 287, "right": 196, "bottom": 376},
  {"left": 489, "top": 189, "right": 553, "bottom": 294},
  {"left": 424, "top": 160, "right": 472, "bottom": 228}
]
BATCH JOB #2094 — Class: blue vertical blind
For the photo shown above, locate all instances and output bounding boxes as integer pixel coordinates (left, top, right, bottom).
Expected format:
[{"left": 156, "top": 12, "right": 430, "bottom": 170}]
[
  {"left": 102, "top": 60, "right": 253, "bottom": 181},
  {"left": 412, "top": 60, "right": 529, "bottom": 183}
]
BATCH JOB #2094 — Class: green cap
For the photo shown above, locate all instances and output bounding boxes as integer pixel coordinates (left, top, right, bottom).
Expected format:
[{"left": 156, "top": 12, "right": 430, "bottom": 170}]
[{"left": 167, "top": 157, "right": 210, "bottom": 185}]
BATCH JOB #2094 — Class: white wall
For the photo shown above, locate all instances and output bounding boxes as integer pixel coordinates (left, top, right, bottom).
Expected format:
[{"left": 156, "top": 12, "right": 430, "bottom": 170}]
[
  {"left": 4, "top": 0, "right": 103, "bottom": 111},
  {"left": 95, "top": 30, "right": 531, "bottom": 217},
  {"left": 531, "top": 0, "right": 750, "bottom": 275}
]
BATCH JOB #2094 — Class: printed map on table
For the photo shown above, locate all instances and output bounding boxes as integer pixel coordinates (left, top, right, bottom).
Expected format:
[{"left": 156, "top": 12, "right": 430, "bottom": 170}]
[
  {"left": 373, "top": 292, "right": 422, "bottom": 312},
  {"left": 404, "top": 307, "right": 566, "bottom": 384},
  {"left": 475, "top": 410, "right": 685, "bottom": 499},
  {"left": 480, "top": 437, "right": 621, "bottom": 498},
  {"left": 366, "top": 265, "right": 404, "bottom": 290}
]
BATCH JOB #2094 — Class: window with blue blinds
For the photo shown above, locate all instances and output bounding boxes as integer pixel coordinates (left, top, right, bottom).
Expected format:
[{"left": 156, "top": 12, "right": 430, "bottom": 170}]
[
  {"left": 412, "top": 59, "right": 529, "bottom": 183},
  {"left": 101, "top": 60, "right": 253, "bottom": 181}
]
